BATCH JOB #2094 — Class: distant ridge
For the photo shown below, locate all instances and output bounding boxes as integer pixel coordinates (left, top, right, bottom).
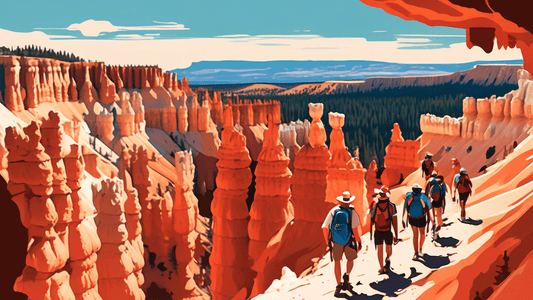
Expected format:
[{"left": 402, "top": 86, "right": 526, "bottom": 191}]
[
  {"left": 170, "top": 60, "right": 523, "bottom": 85},
  {"left": 218, "top": 64, "right": 520, "bottom": 96}
]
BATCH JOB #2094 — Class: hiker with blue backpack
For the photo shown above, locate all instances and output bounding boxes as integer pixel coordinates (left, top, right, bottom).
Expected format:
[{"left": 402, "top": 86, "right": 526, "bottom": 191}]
[
  {"left": 402, "top": 184, "right": 435, "bottom": 260},
  {"left": 322, "top": 191, "right": 362, "bottom": 296},
  {"left": 426, "top": 174, "right": 447, "bottom": 238},
  {"left": 370, "top": 186, "right": 399, "bottom": 274}
]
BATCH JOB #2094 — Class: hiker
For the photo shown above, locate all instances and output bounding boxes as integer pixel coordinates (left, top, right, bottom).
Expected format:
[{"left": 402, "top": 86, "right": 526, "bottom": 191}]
[
  {"left": 453, "top": 167, "right": 473, "bottom": 220},
  {"left": 421, "top": 152, "right": 437, "bottom": 180},
  {"left": 322, "top": 191, "right": 363, "bottom": 296},
  {"left": 450, "top": 158, "right": 461, "bottom": 199},
  {"left": 428, "top": 175, "right": 446, "bottom": 237},
  {"left": 402, "top": 183, "right": 434, "bottom": 260},
  {"left": 370, "top": 186, "right": 398, "bottom": 274}
]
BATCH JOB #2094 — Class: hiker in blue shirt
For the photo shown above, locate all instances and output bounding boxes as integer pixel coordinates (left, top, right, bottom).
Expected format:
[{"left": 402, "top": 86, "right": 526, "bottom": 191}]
[
  {"left": 402, "top": 183, "right": 434, "bottom": 260},
  {"left": 322, "top": 191, "right": 362, "bottom": 296}
]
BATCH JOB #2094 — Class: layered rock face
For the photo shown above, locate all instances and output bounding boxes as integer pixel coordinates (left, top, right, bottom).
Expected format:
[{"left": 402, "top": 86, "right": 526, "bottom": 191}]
[
  {"left": 418, "top": 69, "right": 533, "bottom": 188},
  {"left": 249, "top": 115, "right": 293, "bottom": 262},
  {"left": 251, "top": 103, "right": 331, "bottom": 297},
  {"left": 210, "top": 106, "right": 254, "bottom": 300},
  {"left": 225, "top": 99, "right": 282, "bottom": 126},
  {"left": 93, "top": 178, "right": 145, "bottom": 300},
  {"left": 5, "top": 121, "right": 77, "bottom": 299},
  {"left": 381, "top": 123, "right": 420, "bottom": 187},
  {"left": 325, "top": 112, "right": 368, "bottom": 226}
]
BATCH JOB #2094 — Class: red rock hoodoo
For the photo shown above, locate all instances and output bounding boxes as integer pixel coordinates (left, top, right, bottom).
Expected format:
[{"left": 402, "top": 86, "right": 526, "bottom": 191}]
[
  {"left": 251, "top": 103, "right": 332, "bottom": 297},
  {"left": 210, "top": 106, "right": 254, "bottom": 300},
  {"left": 248, "top": 115, "right": 293, "bottom": 261}
]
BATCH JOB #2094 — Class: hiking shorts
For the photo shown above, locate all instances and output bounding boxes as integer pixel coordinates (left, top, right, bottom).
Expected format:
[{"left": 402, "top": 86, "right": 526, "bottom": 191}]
[
  {"left": 409, "top": 216, "right": 426, "bottom": 228},
  {"left": 459, "top": 192, "right": 470, "bottom": 202},
  {"left": 332, "top": 242, "right": 357, "bottom": 261},
  {"left": 432, "top": 199, "right": 443, "bottom": 208},
  {"left": 374, "top": 230, "right": 393, "bottom": 246}
]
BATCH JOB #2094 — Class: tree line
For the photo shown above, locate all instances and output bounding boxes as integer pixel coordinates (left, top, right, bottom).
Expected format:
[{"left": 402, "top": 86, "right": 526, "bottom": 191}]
[
  {"left": 0, "top": 45, "right": 84, "bottom": 62},
  {"left": 238, "top": 84, "right": 516, "bottom": 167}
]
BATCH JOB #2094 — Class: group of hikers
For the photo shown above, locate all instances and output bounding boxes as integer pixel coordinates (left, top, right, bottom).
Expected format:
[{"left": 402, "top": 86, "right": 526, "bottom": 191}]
[{"left": 322, "top": 153, "right": 474, "bottom": 296}]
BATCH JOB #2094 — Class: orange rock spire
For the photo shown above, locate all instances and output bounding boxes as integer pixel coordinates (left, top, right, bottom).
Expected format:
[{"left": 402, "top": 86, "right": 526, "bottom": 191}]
[
  {"left": 248, "top": 115, "right": 293, "bottom": 261},
  {"left": 210, "top": 105, "right": 254, "bottom": 299}
]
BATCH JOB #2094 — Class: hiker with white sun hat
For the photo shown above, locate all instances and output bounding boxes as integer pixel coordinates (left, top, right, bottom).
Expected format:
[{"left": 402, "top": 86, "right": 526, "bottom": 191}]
[{"left": 322, "top": 191, "right": 362, "bottom": 296}]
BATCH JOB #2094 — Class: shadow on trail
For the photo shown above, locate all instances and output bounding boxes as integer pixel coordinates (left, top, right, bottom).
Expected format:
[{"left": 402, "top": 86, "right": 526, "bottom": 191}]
[
  {"left": 434, "top": 236, "right": 461, "bottom": 248},
  {"left": 441, "top": 221, "right": 454, "bottom": 228},
  {"left": 416, "top": 253, "right": 451, "bottom": 269},
  {"left": 368, "top": 268, "right": 420, "bottom": 297},
  {"left": 335, "top": 292, "right": 384, "bottom": 299},
  {"left": 460, "top": 218, "right": 483, "bottom": 226}
]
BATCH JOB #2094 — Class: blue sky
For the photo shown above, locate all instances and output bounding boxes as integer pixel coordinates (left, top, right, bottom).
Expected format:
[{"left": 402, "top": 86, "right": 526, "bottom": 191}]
[{"left": 0, "top": 0, "right": 522, "bottom": 70}]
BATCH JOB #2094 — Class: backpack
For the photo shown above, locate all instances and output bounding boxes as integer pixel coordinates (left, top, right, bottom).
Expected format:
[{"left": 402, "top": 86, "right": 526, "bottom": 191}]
[
  {"left": 457, "top": 174, "right": 472, "bottom": 193},
  {"left": 329, "top": 206, "right": 353, "bottom": 246},
  {"left": 430, "top": 181, "right": 446, "bottom": 202},
  {"left": 371, "top": 201, "right": 393, "bottom": 231},
  {"left": 422, "top": 161, "right": 434, "bottom": 176},
  {"left": 404, "top": 192, "right": 427, "bottom": 218}
]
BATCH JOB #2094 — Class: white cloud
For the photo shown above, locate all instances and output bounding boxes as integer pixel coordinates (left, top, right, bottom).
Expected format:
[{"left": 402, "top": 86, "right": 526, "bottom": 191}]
[
  {"left": 373, "top": 31, "right": 387, "bottom": 33},
  {"left": 0, "top": 27, "right": 522, "bottom": 72},
  {"left": 37, "top": 19, "right": 189, "bottom": 37},
  {"left": 396, "top": 38, "right": 432, "bottom": 43},
  {"left": 395, "top": 34, "right": 464, "bottom": 37},
  {"left": 115, "top": 34, "right": 155, "bottom": 40}
]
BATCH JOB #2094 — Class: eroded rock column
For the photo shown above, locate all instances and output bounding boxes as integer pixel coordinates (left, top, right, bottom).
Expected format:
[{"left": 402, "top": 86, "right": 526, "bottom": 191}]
[
  {"left": 211, "top": 106, "right": 254, "bottom": 300},
  {"left": 173, "top": 150, "right": 203, "bottom": 298},
  {"left": 249, "top": 115, "right": 293, "bottom": 261},
  {"left": 6, "top": 121, "right": 75, "bottom": 299},
  {"left": 94, "top": 178, "right": 145, "bottom": 300},
  {"left": 64, "top": 144, "right": 103, "bottom": 300},
  {"left": 326, "top": 112, "right": 368, "bottom": 226}
]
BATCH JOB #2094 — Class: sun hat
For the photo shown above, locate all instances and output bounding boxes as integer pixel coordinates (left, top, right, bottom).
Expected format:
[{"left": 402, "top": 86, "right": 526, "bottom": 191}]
[
  {"left": 412, "top": 183, "right": 422, "bottom": 193},
  {"left": 425, "top": 152, "right": 433, "bottom": 159},
  {"left": 431, "top": 171, "right": 438, "bottom": 177},
  {"left": 374, "top": 186, "right": 391, "bottom": 200},
  {"left": 460, "top": 167, "right": 467, "bottom": 175},
  {"left": 336, "top": 191, "right": 355, "bottom": 203}
]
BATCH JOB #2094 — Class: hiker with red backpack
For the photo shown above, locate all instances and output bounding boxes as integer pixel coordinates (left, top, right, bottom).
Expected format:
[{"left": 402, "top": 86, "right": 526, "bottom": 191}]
[
  {"left": 403, "top": 184, "right": 435, "bottom": 260},
  {"left": 370, "top": 186, "right": 399, "bottom": 274},
  {"left": 322, "top": 191, "right": 363, "bottom": 296},
  {"left": 453, "top": 168, "right": 473, "bottom": 221},
  {"left": 421, "top": 152, "right": 437, "bottom": 180}
]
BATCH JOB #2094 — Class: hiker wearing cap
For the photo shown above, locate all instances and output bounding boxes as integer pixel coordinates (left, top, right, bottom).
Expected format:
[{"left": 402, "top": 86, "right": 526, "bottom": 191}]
[
  {"left": 402, "top": 183, "right": 434, "bottom": 260},
  {"left": 421, "top": 152, "right": 437, "bottom": 180},
  {"left": 322, "top": 191, "right": 362, "bottom": 296},
  {"left": 370, "top": 186, "right": 398, "bottom": 274},
  {"left": 453, "top": 168, "right": 473, "bottom": 220}
]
